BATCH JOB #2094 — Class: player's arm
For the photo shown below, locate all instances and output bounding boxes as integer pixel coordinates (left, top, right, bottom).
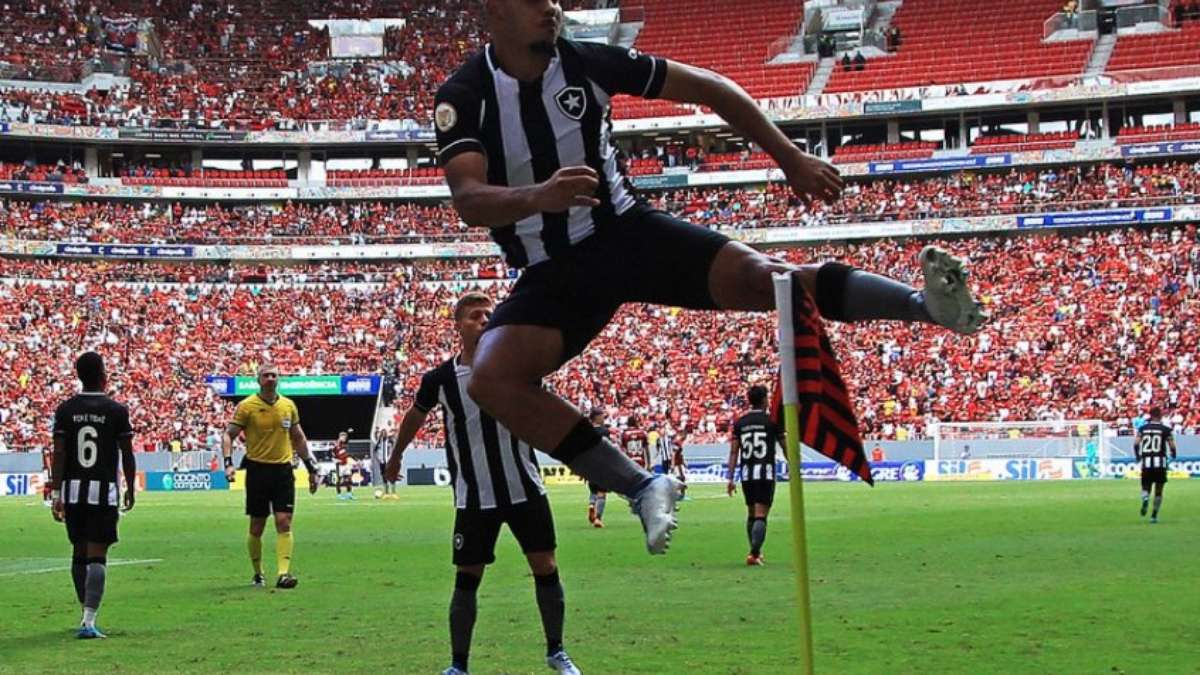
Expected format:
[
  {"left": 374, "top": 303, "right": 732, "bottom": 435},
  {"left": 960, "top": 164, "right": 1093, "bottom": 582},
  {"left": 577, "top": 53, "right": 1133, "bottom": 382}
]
[
  {"left": 657, "top": 61, "right": 842, "bottom": 205},
  {"left": 50, "top": 434, "right": 67, "bottom": 522},
  {"left": 119, "top": 436, "right": 136, "bottom": 512},
  {"left": 385, "top": 405, "right": 429, "bottom": 482},
  {"left": 726, "top": 432, "right": 740, "bottom": 496},
  {"left": 1167, "top": 433, "right": 1178, "bottom": 460},
  {"left": 444, "top": 153, "right": 600, "bottom": 227},
  {"left": 1133, "top": 432, "right": 1142, "bottom": 461},
  {"left": 289, "top": 423, "right": 319, "bottom": 494},
  {"left": 222, "top": 422, "right": 242, "bottom": 479}
]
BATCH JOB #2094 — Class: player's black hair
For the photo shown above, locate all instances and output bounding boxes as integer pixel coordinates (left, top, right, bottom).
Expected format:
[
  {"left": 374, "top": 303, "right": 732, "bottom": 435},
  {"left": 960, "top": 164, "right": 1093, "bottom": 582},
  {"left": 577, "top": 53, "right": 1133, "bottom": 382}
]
[
  {"left": 747, "top": 385, "right": 768, "bottom": 409},
  {"left": 75, "top": 351, "right": 105, "bottom": 391},
  {"left": 588, "top": 406, "right": 605, "bottom": 423},
  {"left": 1149, "top": 406, "right": 1162, "bottom": 419}
]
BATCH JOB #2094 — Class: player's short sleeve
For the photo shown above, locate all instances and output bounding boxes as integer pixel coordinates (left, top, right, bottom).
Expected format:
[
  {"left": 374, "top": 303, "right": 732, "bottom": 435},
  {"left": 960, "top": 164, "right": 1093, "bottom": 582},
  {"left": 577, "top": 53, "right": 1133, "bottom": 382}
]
[
  {"left": 414, "top": 370, "right": 440, "bottom": 413},
  {"left": 231, "top": 400, "right": 250, "bottom": 428},
  {"left": 434, "top": 79, "right": 485, "bottom": 167},
  {"left": 52, "top": 402, "right": 67, "bottom": 436},
  {"left": 115, "top": 403, "right": 134, "bottom": 438},
  {"left": 286, "top": 399, "right": 300, "bottom": 426},
  {"left": 573, "top": 41, "right": 667, "bottom": 99}
]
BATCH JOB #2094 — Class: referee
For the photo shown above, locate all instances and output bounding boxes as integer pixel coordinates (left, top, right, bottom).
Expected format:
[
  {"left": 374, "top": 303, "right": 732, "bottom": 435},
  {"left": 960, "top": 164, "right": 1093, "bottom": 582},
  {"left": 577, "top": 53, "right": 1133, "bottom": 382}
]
[
  {"left": 436, "top": 0, "right": 985, "bottom": 554},
  {"left": 222, "top": 364, "right": 319, "bottom": 589}
]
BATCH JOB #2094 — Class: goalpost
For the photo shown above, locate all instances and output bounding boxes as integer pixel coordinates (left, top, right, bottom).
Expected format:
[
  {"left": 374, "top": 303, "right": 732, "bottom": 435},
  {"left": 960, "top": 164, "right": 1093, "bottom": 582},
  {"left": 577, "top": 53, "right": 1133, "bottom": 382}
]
[{"left": 930, "top": 420, "right": 1125, "bottom": 467}]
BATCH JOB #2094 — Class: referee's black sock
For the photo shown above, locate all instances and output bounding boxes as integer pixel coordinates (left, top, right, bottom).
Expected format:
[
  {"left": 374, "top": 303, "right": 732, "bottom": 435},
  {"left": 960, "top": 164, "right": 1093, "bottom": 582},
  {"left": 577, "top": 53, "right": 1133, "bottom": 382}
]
[
  {"left": 533, "top": 570, "right": 565, "bottom": 657},
  {"left": 812, "top": 263, "right": 934, "bottom": 324},
  {"left": 554, "top": 419, "right": 653, "bottom": 497},
  {"left": 71, "top": 557, "right": 87, "bottom": 606},
  {"left": 750, "top": 518, "right": 767, "bottom": 556},
  {"left": 450, "top": 571, "right": 481, "bottom": 671}
]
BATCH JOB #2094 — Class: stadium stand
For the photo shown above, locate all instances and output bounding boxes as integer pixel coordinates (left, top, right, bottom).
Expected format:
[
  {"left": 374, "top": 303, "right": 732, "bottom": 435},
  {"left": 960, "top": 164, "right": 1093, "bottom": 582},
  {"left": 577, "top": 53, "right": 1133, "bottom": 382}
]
[
  {"left": 832, "top": 141, "right": 938, "bottom": 164},
  {"left": 1115, "top": 122, "right": 1200, "bottom": 144},
  {"left": 968, "top": 131, "right": 1079, "bottom": 155},
  {"left": 823, "top": 0, "right": 1093, "bottom": 94},
  {"left": 1107, "top": 22, "right": 1200, "bottom": 75}
]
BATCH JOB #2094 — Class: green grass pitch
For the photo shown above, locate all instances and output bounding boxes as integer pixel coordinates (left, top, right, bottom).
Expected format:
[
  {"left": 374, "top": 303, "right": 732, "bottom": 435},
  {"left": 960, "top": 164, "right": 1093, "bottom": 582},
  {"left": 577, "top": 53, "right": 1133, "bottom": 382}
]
[{"left": 1, "top": 481, "right": 1196, "bottom": 674}]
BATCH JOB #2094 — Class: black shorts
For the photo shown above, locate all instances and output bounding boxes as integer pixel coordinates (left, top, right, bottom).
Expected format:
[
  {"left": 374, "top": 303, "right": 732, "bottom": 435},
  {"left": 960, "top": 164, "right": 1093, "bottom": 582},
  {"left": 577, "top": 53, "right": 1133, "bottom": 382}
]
[
  {"left": 452, "top": 495, "right": 557, "bottom": 567},
  {"left": 742, "top": 480, "right": 776, "bottom": 508},
  {"left": 1141, "top": 467, "right": 1168, "bottom": 490},
  {"left": 588, "top": 482, "right": 605, "bottom": 495},
  {"left": 245, "top": 459, "right": 296, "bottom": 517},
  {"left": 65, "top": 505, "right": 119, "bottom": 545},
  {"left": 487, "top": 206, "right": 731, "bottom": 365}
]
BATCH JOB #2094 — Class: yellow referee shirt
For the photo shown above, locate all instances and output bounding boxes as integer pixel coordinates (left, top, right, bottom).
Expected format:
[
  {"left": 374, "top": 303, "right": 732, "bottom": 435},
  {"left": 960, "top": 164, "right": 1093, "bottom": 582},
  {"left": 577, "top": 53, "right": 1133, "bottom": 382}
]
[{"left": 232, "top": 394, "right": 300, "bottom": 464}]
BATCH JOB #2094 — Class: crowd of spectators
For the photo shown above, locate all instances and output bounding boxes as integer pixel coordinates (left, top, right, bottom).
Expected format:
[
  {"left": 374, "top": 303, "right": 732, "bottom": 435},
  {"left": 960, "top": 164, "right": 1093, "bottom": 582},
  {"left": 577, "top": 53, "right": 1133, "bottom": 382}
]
[
  {"left": 0, "top": 160, "right": 89, "bottom": 184},
  {"left": 2, "top": 224, "right": 1198, "bottom": 454},
  {"left": 2, "top": 160, "right": 1198, "bottom": 244}
]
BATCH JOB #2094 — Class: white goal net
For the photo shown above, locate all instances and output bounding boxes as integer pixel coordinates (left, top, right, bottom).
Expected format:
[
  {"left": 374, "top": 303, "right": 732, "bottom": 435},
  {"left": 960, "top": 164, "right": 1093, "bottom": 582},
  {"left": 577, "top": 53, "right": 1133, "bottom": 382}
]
[{"left": 930, "top": 420, "right": 1121, "bottom": 466}]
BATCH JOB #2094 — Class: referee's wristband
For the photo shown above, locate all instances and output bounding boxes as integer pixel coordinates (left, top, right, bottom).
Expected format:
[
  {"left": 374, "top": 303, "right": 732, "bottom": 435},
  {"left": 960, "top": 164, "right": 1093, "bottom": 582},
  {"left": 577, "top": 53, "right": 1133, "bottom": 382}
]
[
  {"left": 224, "top": 456, "right": 234, "bottom": 469},
  {"left": 302, "top": 458, "right": 316, "bottom": 473}
]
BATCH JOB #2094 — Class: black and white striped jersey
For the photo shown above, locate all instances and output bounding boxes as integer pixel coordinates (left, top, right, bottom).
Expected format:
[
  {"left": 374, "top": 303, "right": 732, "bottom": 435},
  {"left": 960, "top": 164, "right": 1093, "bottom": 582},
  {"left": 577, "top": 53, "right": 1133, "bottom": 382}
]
[
  {"left": 52, "top": 392, "right": 133, "bottom": 508},
  {"left": 415, "top": 356, "right": 545, "bottom": 510},
  {"left": 733, "top": 411, "right": 782, "bottom": 482},
  {"left": 434, "top": 38, "right": 668, "bottom": 268},
  {"left": 1136, "top": 422, "right": 1174, "bottom": 470}
]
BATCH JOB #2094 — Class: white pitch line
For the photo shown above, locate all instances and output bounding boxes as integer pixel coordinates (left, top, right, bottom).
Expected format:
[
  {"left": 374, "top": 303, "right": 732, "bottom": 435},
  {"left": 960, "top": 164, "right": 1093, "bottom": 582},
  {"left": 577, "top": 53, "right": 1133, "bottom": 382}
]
[{"left": 0, "top": 558, "right": 163, "bottom": 578}]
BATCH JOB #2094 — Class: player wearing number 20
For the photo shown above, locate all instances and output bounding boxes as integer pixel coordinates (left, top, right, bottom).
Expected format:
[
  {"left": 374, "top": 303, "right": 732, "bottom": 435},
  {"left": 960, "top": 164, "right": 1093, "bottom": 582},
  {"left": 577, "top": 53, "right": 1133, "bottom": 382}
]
[
  {"left": 726, "top": 385, "right": 783, "bottom": 566},
  {"left": 50, "top": 352, "right": 137, "bottom": 639}
]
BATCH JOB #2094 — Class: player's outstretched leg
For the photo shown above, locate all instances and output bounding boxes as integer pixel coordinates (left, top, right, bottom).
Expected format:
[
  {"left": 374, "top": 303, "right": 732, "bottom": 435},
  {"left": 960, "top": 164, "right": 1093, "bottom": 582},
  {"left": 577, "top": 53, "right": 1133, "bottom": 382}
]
[
  {"left": 70, "top": 544, "right": 87, "bottom": 615},
  {"left": 593, "top": 492, "right": 606, "bottom": 528},
  {"left": 1141, "top": 489, "right": 1150, "bottom": 517},
  {"left": 77, "top": 543, "right": 109, "bottom": 639},
  {"left": 1151, "top": 485, "right": 1164, "bottom": 523}
]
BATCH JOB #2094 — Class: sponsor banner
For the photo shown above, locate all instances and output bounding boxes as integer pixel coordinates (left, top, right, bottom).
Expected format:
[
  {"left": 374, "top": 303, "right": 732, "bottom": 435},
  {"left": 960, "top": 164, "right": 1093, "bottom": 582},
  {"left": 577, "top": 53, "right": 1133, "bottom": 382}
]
[
  {"left": 406, "top": 467, "right": 453, "bottom": 486},
  {"left": 364, "top": 129, "right": 436, "bottom": 142},
  {"left": 206, "top": 374, "right": 380, "bottom": 397},
  {"left": 1080, "top": 457, "right": 1199, "bottom": 480},
  {"left": 869, "top": 154, "right": 1011, "bottom": 174},
  {"left": 0, "top": 473, "right": 46, "bottom": 496},
  {"left": 144, "top": 471, "right": 229, "bottom": 491},
  {"left": 1017, "top": 207, "right": 1172, "bottom": 229},
  {"left": 864, "top": 100, "right": 923, "bottom": 115},
  {"left": 925, "top": 458, "right": 1073, "bottom": 481},
  {"left": 54, "top": 243, "right": 195, "bottom": 259},
  {"left": 0, "top": 180, "right": 65, "bottom": 195},
  {"left": 541, "top": 465, "right": 583, "bottom": 486},
  {"left": 630, "top": 173, "right": 689, "bottom": 189},
  {"left": 1120, "top": 141, "right": 1200, "bottom": 158},
  {"left": 117, "top": 129, "right": 248, "bottom": 142}
]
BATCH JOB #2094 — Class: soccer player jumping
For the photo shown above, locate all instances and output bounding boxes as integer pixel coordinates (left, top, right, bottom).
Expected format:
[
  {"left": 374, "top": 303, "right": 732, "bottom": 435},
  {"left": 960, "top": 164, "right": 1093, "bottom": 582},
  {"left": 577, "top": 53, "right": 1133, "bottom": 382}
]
[{"left": 436, "top": 0, "right": 984, "bottom": 554}]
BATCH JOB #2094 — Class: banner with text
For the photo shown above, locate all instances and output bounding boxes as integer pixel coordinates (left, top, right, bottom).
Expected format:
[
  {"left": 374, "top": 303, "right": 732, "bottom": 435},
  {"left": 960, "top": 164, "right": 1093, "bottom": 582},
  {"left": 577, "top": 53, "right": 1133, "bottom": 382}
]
[
  {"left": 206, "top": 374, "right": 380, "bottom": 397},
  {"left": 924, "top": 458, "right": 1074, "bottom": 481}
]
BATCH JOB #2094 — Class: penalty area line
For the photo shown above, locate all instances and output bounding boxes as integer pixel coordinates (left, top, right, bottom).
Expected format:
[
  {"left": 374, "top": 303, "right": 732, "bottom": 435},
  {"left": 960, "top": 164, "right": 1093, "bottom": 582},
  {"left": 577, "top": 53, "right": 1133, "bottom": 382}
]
[{"left": 0, "top": 558, "right": 164, "bottom": 578}]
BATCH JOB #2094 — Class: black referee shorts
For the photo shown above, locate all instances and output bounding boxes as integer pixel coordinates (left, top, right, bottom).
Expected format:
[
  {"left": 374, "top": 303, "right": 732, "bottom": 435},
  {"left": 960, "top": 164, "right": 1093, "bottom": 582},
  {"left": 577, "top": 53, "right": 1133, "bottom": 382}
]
[
  {"left": 244, "top": 459, "right": 296, "bottom": 518},
  {"left": 452, "top": 495, "right": 557, "bottom": 567},
  {"left": 487, "top": 205, "right": 731, "bottom": 365},
  {"left": 1141, "top": 467, "right": 1168, "bottom": 490},
  {"left": 65, "top": 505, "right": 119, "bottom": 545}
]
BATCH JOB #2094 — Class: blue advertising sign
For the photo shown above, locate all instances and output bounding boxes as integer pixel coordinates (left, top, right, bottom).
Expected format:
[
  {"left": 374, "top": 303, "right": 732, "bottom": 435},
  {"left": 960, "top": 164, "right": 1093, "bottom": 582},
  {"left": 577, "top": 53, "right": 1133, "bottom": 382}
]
[
  {"left": 0, "top": 180, "right": 65, "bottom": 194},
  {"left": 1017, "top": 207, "right": 1173, "bottom": 229},
  {"left": 869, "top": 154, "right": 1011, "bottom": 174},
  {"left": 145, "top": 471, "right": 229, "bottom": 491},
  {"left": 1120, "top": 141, "right": 1200, "bottom": 158},
  {"left": 364, "top": 128, "right": 436, "bottom": 142},
  {"left": 54, "top": 243, "right": 196, "bottom": 259}
]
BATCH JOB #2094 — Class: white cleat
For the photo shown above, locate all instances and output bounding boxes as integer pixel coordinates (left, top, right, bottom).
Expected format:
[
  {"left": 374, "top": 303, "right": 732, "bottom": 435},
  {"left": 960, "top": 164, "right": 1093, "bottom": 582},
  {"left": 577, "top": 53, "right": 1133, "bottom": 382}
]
[
  {"left": 440, "top": 668, "right": 468, "bottom": 675},
  {"left": 546, "top": 650, "right": 582, "bottom": 674},
  {"left": 919, "top": 245, "right": 986, "bottom": 335},
  {"left": 632, "top": 475, "right": 682, "bottom": 555}
]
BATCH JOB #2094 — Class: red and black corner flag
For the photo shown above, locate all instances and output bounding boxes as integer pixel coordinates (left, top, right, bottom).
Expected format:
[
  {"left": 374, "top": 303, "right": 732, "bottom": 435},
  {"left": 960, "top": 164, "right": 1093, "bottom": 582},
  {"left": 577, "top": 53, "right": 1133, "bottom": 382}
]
[{"left": 771, "top": 277, "right": 873, "bottom": 485}]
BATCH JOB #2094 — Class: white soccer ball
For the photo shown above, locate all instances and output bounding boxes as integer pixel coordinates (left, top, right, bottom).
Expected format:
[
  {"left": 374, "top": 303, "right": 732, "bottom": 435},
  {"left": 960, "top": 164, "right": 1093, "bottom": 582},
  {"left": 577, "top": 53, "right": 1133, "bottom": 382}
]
[{"left": 374, "top": 488, "right": 384, "bottom": 500}]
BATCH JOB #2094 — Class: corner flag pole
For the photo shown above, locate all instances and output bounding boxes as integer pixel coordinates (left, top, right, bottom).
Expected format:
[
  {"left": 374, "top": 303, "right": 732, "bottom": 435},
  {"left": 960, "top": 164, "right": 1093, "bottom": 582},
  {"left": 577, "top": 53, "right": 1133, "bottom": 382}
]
[{"left": 773, "top": 272, "right": 816, "bottom": 675}]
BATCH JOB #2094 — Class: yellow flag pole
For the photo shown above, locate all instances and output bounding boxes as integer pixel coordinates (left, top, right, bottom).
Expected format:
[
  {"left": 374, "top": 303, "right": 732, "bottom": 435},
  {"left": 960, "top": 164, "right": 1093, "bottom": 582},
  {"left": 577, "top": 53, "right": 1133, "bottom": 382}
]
[{"left": 773, "top": 272, "right": 815, "bottom": 675}]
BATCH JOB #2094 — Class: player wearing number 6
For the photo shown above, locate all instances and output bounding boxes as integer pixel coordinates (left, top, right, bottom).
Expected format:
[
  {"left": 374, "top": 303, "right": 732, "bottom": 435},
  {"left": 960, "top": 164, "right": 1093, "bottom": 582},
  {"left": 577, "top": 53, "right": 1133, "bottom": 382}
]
[
  {"left": 1135, "top": 407, "right": 1177, "bottom": 524},
  {"left": 727, "top": 385, "right": 784, "bottom": 566},
  {"left": 50, "top": 352, "right": 137, "bottom": 639}
]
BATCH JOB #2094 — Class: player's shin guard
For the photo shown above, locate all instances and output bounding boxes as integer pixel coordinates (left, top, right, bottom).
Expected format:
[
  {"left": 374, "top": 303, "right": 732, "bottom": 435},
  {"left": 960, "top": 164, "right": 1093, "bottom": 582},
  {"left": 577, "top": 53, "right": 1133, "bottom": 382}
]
[
  {"left": 71, "top": 557, "right": 88, "bottom": 605},
  {"left": 83, "top": 557, "right": 106, "bottom": 626},
  {"left": 750, "top": 518, "right": 767, "bottom": 556},
  {"left": 594, "top": 495, "right": 606, "bottom": 520},
  {"left": 813, "top": 263, "right": 933, "bottom": 324},
  {"left": 534, "top": 570, "right": 565, "bottom": 657},
  {"left": 555, "top": 419, "right": 653, "bottom": 497},
  {"left": 450, "top": 572, "right": 481, "bottom": 671},
  {"left": 247, "top": 534, "right": 264, "bottom": 575},
  {"left": 276, "top": 531, "right": 294, "bottom": 576}
]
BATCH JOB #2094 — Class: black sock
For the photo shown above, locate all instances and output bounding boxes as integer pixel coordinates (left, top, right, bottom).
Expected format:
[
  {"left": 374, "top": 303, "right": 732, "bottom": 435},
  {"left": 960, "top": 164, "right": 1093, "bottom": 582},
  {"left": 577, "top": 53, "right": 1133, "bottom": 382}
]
[
  {"left": 71, "top": 557, "right": 87, "bottom": 605},
  {"left": 1153, "top": 495, "right": 1163, "bottom": 517},
  {"left": 534, "top": 570, "right": 565, "bottom": 656},
  {"left": 450, "top": 572, "right": 480, "bottom": 670},
  {"left": 745, "top": 517, "right": 754, "bottom": 550},
  {"left": 84, "top": 556, "right": 107, "bottom": 612},
  {"left": 556, "top": 419, "right": 653, "bottom": 497},
  {"left": 750, "top": 518, "right": 767, "bottom": 556},
  {"left": 813, "top": 263, "right": 934, "bottom": 324}
]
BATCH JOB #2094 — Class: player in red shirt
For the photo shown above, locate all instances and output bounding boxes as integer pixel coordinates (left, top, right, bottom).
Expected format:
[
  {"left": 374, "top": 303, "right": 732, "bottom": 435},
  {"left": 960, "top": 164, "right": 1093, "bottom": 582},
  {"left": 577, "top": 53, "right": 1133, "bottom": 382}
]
[
  {"left": 621, "top": 416, "right": 649, "bottom": 470},
  {"left": 333, "top": 430, "right": 354, "bottom": 501}
]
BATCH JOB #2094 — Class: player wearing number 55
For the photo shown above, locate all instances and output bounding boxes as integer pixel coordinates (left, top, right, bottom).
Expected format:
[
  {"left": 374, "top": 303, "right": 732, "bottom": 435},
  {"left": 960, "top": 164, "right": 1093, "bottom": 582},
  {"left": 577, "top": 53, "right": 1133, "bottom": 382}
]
[{"left": 49, "top": 351, "right": 137, "bottom": 639}]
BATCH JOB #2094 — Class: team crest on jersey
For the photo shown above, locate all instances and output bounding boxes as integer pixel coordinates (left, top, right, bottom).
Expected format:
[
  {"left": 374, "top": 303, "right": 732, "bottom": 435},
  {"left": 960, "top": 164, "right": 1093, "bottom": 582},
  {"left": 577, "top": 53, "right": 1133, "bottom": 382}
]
[
  {"left": 453, "top": 533, "right": 464, "bottom": 550},
  {"left": 554, "top": 86, "right": 587, "bottom": 121},
  {"left": 435, "top": 102, "right": 458, "bottom": 132}
]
